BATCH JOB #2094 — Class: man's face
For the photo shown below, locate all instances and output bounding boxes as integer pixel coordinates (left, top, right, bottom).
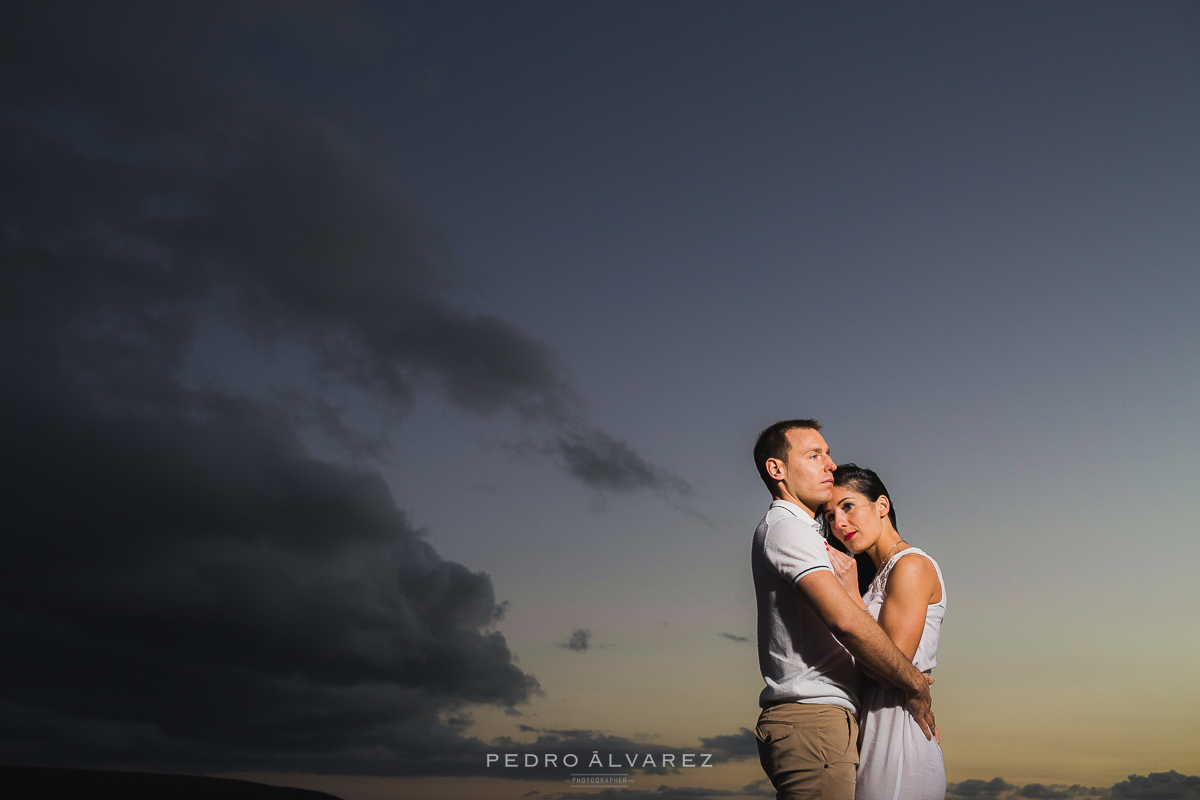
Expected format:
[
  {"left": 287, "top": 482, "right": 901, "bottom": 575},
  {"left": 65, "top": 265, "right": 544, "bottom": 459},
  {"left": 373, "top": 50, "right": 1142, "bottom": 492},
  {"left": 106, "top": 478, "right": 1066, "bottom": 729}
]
[{"left": 772, "top": 427, "right": 835, "bottom": 514}]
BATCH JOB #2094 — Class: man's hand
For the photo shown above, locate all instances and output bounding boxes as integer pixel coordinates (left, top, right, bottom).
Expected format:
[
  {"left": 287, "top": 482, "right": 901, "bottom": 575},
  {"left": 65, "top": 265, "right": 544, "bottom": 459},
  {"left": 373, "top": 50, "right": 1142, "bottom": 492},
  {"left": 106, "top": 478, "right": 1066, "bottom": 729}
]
[
  {"left": 795, "top": 570, "right": 939, "bottom": 742},
  {"left": 905, "top": 675, "right": 938, "bottom": 744},
  {"left": 825, "top": 544, "right": 862, "bottom": 604}
]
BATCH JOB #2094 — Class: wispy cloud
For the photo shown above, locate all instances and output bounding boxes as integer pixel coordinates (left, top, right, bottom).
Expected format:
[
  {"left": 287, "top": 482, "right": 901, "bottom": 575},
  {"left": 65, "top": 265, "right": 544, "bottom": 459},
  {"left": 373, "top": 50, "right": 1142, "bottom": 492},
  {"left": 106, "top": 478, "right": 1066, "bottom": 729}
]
[
  {"left": 558, "top": 629, "right": 592, "bottom": 653},
  {"left": 552, "top": 429, "right": 692, "bottom": 497},
  {"left": 719, "top": 633, "right": 750, "bottom": 643},
  {"left": 698, "top": 729, "right": 757, "bottom": 761},
  {"left": 950, "top": 779, "right": 1019, "bottom": 797},
  {"left": 501, "top": 429, "right": 693, "bottom": 499}
]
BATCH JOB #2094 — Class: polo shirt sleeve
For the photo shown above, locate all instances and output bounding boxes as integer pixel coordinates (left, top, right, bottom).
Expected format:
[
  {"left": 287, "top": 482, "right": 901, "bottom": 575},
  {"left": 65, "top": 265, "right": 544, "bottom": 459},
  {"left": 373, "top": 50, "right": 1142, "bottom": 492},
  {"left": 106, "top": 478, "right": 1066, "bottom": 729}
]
[{"left": 763, "top": 517, "right": 834, "bottom": 585}]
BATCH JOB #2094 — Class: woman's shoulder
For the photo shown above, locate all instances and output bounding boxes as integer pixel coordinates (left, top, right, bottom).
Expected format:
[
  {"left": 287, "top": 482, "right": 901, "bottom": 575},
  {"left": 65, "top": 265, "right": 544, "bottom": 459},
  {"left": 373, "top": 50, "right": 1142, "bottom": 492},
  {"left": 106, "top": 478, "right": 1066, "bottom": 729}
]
[
  {"left": 881, "top": 548, "right": 942, "bottom": 603},
  {"left": 884, "top": 549, "right": 938, "bottom": 581},
  {"left": 893, "top": 546, "right": 941, "bottom": 569}
]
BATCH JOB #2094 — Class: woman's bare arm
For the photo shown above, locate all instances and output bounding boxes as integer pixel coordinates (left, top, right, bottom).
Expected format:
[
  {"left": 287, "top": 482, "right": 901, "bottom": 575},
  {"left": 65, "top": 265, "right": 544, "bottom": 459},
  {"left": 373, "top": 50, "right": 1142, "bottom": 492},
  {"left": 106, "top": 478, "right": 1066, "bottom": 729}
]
[
  {"left": 794, "top": 570, "right": 938, "bottom": 742},
  {"left": 877, "top": 554, "right": 941, "bottom": 661}
]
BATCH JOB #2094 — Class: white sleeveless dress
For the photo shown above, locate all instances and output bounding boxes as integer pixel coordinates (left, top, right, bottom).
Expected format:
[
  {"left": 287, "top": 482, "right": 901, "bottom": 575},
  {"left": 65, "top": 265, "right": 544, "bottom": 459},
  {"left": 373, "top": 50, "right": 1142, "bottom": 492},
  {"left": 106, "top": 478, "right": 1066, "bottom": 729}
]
[{"left": 856, "top": 547, "right": 947, "bottom": 800}]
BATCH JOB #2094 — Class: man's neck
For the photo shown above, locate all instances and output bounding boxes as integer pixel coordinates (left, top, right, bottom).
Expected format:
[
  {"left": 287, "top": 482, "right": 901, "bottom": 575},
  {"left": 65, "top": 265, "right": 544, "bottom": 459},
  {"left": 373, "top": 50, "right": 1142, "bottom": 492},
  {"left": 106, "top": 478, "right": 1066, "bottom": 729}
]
[{"left": 772, "top": 489, "right": 816, "bottom": 519}]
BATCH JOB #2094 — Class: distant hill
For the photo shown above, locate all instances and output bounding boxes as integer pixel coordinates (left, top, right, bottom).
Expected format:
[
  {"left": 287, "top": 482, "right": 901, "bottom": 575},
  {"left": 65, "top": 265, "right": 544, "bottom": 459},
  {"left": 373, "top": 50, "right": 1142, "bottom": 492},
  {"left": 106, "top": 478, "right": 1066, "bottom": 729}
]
[{"left": 0, "top": 766, "right": 346, "bottom": 800}]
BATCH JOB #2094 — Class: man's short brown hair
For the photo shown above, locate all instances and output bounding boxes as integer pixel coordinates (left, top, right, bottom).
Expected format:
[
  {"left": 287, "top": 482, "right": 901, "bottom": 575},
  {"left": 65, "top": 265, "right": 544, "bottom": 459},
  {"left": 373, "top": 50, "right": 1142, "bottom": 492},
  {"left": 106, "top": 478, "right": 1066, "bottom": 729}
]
[{"left": 753, "top": 419, "right": 823, "bottom": 490}]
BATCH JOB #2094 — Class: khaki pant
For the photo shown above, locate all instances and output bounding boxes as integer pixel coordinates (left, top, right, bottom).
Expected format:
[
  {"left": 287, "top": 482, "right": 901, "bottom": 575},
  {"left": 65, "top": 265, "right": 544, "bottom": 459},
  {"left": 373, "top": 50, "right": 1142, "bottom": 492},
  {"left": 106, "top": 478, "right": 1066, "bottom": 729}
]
[{"left": 754, "top": 702, "right": 859, "bottom": 800}]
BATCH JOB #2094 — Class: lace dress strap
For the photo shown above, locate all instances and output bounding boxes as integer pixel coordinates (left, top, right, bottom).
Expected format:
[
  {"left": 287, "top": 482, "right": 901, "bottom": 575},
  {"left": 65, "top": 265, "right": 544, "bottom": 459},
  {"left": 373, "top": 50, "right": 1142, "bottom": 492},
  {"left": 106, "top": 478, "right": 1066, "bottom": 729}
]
[{"left": 871, "top": 547, "right": 944, "bottom": 605}]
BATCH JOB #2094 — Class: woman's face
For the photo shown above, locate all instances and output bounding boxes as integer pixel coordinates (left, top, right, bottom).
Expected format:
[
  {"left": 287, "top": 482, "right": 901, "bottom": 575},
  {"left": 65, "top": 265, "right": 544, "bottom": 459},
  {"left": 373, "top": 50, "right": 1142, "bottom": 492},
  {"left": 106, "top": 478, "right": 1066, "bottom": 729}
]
[{"left": 824, "top": 487, "right": 885, "bottom": 554}]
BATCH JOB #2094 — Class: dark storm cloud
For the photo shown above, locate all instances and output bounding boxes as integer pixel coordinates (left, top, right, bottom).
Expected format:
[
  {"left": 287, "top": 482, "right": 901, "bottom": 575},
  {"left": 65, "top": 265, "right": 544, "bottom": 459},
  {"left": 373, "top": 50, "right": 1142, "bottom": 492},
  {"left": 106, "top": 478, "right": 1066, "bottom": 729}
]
[
  {"left": 558, "top": 628, "right": 592, "bottom": 653},
  {"left": 0, "top": 0, "right": 679, "bottom": 775},
  {"left": 0, "top": 375, "right": 538, "bottom": 773},
  {"left": 0, "top": 0, "right": 680, "bottom": 493}
]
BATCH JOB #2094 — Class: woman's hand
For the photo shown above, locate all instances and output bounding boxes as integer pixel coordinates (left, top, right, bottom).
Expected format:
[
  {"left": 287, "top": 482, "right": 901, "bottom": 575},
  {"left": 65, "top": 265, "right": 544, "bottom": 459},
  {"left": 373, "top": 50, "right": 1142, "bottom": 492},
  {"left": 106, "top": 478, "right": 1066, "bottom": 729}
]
[{"left": 825, "top": 544, "right": 864, "bottom": 607}]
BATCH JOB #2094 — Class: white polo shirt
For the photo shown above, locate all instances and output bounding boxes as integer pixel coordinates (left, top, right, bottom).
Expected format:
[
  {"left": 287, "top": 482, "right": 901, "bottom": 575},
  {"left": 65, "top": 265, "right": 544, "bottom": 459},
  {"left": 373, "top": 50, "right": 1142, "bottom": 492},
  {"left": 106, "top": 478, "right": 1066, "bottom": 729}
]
[{"left": 752, "top": 499, "right": 859, "bottom": 712}]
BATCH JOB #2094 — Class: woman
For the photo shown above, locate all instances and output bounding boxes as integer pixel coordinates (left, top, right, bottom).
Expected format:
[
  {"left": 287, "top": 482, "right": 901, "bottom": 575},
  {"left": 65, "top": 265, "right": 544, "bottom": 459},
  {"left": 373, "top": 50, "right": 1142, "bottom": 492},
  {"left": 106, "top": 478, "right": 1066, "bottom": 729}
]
[{"left": 822, "top": 463, "right": 947, "bottom": 800}]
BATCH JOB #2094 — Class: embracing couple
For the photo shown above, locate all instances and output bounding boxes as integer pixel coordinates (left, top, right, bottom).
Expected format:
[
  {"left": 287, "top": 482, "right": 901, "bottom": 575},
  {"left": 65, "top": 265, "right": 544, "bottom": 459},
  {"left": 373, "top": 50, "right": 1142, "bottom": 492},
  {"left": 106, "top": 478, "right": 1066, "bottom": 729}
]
[{"left": 751, "top": 419, "right": 947, "bottom": 800}]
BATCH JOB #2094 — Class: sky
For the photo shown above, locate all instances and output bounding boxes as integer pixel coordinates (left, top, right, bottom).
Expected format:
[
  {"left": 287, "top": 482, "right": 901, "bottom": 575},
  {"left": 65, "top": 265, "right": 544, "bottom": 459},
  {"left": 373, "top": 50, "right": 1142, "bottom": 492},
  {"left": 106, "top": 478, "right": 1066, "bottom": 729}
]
[{"left": 1, "top": 2, "right": 1198, "bottom": 799}]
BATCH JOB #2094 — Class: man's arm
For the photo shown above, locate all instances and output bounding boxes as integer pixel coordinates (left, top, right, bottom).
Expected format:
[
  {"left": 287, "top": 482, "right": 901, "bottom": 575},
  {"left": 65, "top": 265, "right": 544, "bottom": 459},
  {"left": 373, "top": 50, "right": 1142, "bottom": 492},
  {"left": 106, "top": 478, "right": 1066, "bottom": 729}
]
[{"left": 795, "top": 569, "right": 937, "bottom": 741}]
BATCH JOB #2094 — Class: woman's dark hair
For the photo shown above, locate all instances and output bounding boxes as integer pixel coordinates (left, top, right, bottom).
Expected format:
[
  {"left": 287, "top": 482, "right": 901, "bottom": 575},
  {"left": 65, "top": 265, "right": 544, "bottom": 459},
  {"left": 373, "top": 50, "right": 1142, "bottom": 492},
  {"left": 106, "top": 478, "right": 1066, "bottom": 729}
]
[
  {"left": 822, "top": 516, "right": 877, "bottom": 595},
  {"left": 831, "top": 463, "right": 897, "bottom": 532},
  {"left": 825, "top": 463, "right": 896, "bottom": 594}
]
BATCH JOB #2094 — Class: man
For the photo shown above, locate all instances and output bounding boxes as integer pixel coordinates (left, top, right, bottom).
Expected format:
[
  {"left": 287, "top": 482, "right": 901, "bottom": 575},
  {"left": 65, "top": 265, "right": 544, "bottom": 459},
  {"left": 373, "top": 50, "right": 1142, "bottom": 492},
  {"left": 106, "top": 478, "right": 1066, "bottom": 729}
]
[{"left": 752, "top": 419, "right": 935, "bottom": 799}]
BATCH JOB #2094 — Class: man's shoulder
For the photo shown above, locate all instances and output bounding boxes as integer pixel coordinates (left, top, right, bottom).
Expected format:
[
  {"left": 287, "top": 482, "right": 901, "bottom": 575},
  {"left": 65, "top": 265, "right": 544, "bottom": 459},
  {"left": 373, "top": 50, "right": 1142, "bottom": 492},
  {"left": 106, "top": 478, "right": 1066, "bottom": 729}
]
[
  {"left": 753, "top": 505, "right": 826, "bottom": 576},
  {"left": 759, "top": 505, "right": 820, "bottom": 539}
]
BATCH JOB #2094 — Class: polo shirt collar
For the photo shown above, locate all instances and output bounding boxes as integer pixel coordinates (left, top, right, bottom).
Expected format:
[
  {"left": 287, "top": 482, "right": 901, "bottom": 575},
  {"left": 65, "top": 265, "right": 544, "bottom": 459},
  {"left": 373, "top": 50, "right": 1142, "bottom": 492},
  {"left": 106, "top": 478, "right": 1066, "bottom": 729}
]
[{"left": 769, "top": 499, "right": 821, "bottom": 529}]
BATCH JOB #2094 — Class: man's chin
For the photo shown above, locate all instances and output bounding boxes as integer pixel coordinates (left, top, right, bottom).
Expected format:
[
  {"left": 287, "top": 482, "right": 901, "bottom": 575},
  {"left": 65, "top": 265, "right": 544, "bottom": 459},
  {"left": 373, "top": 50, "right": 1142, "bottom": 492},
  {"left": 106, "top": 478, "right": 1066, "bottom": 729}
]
[{"left": 803, "top": 491, "right": 834, "bottom": 514}]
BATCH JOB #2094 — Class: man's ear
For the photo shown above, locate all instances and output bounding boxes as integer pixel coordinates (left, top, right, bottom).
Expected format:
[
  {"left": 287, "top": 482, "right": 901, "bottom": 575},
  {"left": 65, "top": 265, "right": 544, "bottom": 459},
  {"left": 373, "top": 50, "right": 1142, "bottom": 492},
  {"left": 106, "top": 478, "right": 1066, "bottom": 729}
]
[
  {"left": 877, "top": 495, "right": 891, "bottom": 518},
  {"left": 765, "top": 458, "right": 786, "bottom": 480}
]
